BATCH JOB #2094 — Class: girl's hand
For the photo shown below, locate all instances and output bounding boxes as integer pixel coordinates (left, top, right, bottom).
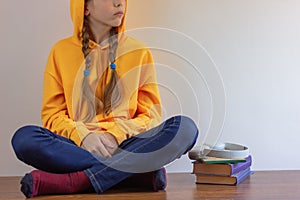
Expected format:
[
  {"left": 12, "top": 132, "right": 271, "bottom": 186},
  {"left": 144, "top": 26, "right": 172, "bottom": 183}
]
[
  {"left": 100, "top": 132, "right": 119, "bottom": 156},
  {"left": 80, "top": 132, "right": 118, "bottom": 158}
]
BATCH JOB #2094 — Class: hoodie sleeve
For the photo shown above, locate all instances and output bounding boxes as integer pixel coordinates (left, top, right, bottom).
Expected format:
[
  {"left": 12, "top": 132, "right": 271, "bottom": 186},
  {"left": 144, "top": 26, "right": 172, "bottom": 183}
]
[
  {"left": 105, "top": 50, "right": 162, "bottom": 144},
  {"left": 41, "top": 48, "right": 90, "bottom": 146}
]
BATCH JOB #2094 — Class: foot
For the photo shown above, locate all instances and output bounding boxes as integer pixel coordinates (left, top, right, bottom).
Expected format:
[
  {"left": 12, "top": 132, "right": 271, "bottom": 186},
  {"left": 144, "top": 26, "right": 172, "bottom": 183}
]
[
  {"left": 20, "top": 173, "right": 34, "bottom": 198},
  {"left": 152, "top": 167, "right": 167, "bottom": 191},
  {"left": 20, "top": 170, "right": 92, "bottom": 198},
  {"left": 117, "top": 167, "right": 167, "bottom": 191}
]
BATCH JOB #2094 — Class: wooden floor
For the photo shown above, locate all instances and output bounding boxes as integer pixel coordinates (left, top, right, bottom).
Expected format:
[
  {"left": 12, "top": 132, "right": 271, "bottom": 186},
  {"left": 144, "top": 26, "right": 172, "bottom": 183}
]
[{"left": 1, "top": 171, "right": 300, "bottom": 200}]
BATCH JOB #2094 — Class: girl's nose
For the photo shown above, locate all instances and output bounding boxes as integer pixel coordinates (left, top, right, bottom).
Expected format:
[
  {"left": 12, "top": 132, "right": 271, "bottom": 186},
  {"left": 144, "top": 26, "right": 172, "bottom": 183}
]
[{"left": 113, "top": 0, "right": 124, "bottom": 7}]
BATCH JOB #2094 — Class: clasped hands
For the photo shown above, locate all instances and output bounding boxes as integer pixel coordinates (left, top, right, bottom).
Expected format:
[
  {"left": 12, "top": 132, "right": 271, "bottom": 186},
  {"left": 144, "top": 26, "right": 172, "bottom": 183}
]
[{"left": 80, "top": 132, "right": 118, "bottom": 158}]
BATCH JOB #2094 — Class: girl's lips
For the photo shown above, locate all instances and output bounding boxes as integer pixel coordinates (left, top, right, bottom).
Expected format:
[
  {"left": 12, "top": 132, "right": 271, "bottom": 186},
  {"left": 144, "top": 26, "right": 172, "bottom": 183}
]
[{"left": 114, "top": 12, "right": 124, "bottom": 16}]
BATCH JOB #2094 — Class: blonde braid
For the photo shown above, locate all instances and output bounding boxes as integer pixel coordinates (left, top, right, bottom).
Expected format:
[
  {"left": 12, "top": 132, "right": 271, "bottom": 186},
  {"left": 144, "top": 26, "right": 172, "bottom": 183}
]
[
  {"left": 103, "top": 27, "right": 122, "bottom": 115},
  {"left": 80, "top": 17, "right": 102, "bottom": 122}
]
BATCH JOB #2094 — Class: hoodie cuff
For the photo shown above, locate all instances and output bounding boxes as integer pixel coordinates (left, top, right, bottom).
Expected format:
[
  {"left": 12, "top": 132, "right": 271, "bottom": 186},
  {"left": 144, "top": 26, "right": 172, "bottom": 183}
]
[
  {"left": 106, "top": 125, "right": 128, "bottom": 145},
  {"left": 71, "top": 122, "right": 91, "bottom": 146}
]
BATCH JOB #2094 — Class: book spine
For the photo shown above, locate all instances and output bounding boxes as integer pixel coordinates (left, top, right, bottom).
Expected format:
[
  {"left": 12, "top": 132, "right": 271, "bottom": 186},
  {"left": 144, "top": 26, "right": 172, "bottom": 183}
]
[
  {"left": 231, "top": 155, "right": 252, "bottom": 175},
  {"left": 235, "top": 167, "right": 251, "bottom": 185}
]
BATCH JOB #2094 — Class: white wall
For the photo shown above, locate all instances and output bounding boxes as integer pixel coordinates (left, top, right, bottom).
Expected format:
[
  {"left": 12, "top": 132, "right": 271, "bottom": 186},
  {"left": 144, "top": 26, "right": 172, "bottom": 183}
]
[
  {"left": 1, "top": 0, "right": 300, "bottom": 176},
  {"left": 0, "top": 0, "right": 73, "bottom": 176}
]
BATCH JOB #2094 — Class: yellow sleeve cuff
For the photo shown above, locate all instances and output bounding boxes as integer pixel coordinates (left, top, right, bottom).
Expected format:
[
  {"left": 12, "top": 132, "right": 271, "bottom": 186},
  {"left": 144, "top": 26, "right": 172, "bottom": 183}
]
[
  {"left": 71, "top": 121, "right": 91, "bottom": 146},
  {"left": 106, "top": 124, "right": 128, "bottom": 145}
]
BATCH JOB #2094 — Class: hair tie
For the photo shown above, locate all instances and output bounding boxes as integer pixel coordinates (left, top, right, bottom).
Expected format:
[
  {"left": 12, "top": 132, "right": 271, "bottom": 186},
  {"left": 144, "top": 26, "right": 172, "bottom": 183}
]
[
  {"left": 84, "top": 69, "right": 90, "bottom": 76},
  {"left": 110, "top": 63, "right": 116, "bottom": 70}
]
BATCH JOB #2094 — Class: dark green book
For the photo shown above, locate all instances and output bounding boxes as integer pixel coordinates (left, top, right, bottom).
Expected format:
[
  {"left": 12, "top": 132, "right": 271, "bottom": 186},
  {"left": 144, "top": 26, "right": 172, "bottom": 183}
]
[{"left": 199, "top": 156, "right": 246, "bottom": 164}]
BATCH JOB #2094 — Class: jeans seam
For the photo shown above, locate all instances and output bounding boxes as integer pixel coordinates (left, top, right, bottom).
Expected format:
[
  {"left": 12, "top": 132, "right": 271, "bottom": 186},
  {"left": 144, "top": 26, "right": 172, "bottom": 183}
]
[
  {"left": 86, "top": 168, "right": 103, "bottom": 193},
  {"left": 38, "top": 126, "right": 79, "bottom": 147}
]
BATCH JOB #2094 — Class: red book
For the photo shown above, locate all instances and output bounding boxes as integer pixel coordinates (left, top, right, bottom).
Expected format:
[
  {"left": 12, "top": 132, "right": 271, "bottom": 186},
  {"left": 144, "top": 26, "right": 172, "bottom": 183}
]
[{"left": 195, "top": 167, "right": 251, "bottom": 185}]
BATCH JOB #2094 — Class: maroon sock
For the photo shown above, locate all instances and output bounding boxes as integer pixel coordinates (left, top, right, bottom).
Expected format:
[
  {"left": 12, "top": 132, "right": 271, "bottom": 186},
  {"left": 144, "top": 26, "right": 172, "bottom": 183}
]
[{"left": 20, "top": 170, "right": 93, "bottom": 198}]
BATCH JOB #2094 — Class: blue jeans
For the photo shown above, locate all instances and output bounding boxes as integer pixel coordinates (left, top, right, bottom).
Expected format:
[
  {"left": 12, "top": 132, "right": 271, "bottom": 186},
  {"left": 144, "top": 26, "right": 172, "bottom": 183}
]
[{"left": 11, "top": 115, "right": 198, "bottom": 194}]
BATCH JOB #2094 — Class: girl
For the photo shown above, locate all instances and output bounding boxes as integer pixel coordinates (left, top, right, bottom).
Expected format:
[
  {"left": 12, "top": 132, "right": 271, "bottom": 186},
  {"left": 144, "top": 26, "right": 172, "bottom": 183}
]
[{"left": 11, "top": 0, "right": 198, "bottom": 198}]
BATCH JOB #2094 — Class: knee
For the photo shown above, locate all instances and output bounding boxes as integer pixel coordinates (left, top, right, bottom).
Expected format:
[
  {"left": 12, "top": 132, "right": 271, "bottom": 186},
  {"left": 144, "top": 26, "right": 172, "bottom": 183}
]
[
  {"left": 180, "top": 115, "right": 198, "bottom": 133},
  {"left": 172, "top": 115, "right": 198, "bottom": 139},
  {"left": 174, "top": 115, "right": 199, "bottom": 150},
  {"left": 11, "top": 125, "right": 39, "bottom": 159}
]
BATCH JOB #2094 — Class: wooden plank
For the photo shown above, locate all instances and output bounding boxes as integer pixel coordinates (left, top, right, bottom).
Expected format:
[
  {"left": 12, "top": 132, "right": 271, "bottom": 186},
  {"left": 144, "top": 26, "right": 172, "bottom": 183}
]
[{"left": 0, "top": 171, "right": 300, "bottom": 200}]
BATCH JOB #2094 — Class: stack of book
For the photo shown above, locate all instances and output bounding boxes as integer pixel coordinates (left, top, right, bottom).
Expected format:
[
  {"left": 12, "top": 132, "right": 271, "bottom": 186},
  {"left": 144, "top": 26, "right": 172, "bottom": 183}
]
[{"left": 192, "top": 155, "right": 252, "bottom": 185}]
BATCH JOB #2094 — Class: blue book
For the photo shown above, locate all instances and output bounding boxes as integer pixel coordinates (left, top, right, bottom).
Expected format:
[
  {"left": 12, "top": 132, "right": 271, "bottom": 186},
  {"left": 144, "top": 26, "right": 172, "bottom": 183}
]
[
  {"left": 193, "top": 155, "right": 252, "bottom": 176},
  {"left": 195, "top": 167, "right": 251, "bottom": 185}
]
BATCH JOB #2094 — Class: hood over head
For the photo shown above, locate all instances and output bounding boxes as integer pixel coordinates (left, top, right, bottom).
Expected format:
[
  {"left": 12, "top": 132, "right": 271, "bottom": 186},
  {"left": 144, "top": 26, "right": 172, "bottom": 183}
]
[{"left": 70, "top": 0, "right": 127, "bottom": 42}]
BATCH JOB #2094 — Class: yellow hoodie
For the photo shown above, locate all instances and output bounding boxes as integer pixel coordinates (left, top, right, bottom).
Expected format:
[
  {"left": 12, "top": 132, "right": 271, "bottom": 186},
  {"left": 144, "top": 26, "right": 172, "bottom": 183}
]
[{"left": 41, "top": 0, "right": 162, "bottom": 146}]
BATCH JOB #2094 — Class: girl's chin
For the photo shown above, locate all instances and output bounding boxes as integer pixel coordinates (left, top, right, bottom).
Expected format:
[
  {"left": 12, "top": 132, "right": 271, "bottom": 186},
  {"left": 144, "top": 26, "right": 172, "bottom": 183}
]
[
  {"left": 111, "top": 19, "right": 123, "bottom": 27},
  {"left": 112, "top": 23, "right": 122, "bottom": 28}
]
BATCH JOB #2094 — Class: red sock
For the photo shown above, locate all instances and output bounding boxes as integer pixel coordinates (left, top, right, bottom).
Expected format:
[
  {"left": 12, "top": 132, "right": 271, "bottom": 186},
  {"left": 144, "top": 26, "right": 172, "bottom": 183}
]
[{"left": 20, "top": 170, "right": 93, "bottom": 198}]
